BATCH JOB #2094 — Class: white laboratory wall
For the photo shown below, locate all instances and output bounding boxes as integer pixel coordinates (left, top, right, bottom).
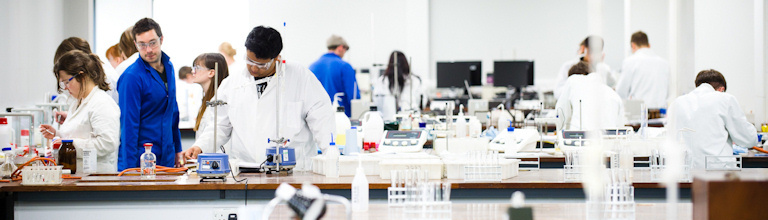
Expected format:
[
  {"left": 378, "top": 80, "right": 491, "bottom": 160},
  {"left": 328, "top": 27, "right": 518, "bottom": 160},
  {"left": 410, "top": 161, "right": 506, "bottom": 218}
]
[
  {"left": 428, "top": 0, "right": 625, "bottom": 90},
  {"left": 0, "top": 0, "right": 91, "bottom": 110},
  {"left": 694, "top": 0, "right": 763, "bottom": 122},
  {"left": 248, "top": 0, "right": 430, "bottom": 84},
  {"left": 152, "top": 0, "right": 250, "bottom": 73},
  {"left": 93, "top": 0, "right": 153, "bottom": 64}
]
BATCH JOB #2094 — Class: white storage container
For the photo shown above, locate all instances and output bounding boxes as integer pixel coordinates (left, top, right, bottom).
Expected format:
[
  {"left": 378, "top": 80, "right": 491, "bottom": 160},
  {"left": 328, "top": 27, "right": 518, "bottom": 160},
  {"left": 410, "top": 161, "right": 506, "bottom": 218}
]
[
  {"left": 379, "top": 158, "right": 443, "bottom": 180},
  {"left": 443, "top": 158, "right": 520, "bottom": 179}
]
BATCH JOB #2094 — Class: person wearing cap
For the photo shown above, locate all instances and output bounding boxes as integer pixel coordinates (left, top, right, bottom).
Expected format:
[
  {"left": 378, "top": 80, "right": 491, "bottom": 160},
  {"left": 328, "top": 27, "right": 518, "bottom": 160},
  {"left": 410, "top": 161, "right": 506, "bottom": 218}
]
[
  {"left": 181, "top": 26, "right": 335, "bottom": 171},
  {"left": 668, "top": 69, "right": 757, "bottom": 169},
  {"left": 309, "top": 35, "right": 360, "bottom": 117}
]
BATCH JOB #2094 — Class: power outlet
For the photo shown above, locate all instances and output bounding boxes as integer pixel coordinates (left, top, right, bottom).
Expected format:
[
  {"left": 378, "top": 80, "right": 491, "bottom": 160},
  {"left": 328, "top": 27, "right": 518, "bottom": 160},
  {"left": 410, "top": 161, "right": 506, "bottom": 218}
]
[{"left": 213, "top": 208, "right": 237, "bottom": 220}]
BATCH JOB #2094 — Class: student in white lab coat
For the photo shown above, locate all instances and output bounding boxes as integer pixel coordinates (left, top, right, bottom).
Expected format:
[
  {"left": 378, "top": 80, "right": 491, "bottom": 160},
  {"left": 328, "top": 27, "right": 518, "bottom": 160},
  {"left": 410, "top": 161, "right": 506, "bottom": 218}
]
[
  {"left": 106, "top": 44, "right": 123, "bottom": 69},
  {"left": 40, "top": 50, "right": 121, "bottom": 173},
  {"left": 51, "top": 37, "right": 119, "bottom": 125},
  {"left": 181, "top": 26, "right": 335, "bottom": 171},
  {"left": 372, "top": 51, "right": 425, "bottom": 121},
  {"left": 188, "top": 53, "right": 228, "bottom": 139},
  {"left": 615, "top": 31, "right": 670, "bottom": 108},
  {"left": 555, "top": 61, "right": 625, "bottom": 131},
  {"left": 668, "top": 69, "right": 757, "bottom": 169},
  {"left": 553, "top": 36, "right": 616, "bottom": 99}
]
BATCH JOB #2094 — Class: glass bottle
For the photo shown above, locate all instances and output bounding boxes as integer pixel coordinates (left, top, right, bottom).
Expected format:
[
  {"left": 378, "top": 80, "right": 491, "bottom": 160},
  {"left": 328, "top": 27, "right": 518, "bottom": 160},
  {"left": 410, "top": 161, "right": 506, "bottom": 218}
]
[
  {"left": 58, "top": 140, "right": 77, "bottom": 174},
  {"left": 140, "top": 143, "right": 156, "bottom": 179}
]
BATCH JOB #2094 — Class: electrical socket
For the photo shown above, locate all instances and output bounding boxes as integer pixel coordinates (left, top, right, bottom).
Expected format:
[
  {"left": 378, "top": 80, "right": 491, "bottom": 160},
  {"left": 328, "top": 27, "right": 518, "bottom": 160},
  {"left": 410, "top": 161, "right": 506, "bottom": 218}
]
[{"left": 213, "top": 208, "right": 237, "bottom": 220}]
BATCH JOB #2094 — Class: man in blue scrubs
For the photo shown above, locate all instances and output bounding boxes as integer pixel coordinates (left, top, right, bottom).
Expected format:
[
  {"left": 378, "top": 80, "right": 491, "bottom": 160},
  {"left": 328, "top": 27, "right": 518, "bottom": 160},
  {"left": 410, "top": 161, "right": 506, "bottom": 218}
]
[
  {"left": 117, "top": 18, "right": 182, "bottom": 170},
  {"left": 309, "top": 35, "right": 360, "bottom": 117}
]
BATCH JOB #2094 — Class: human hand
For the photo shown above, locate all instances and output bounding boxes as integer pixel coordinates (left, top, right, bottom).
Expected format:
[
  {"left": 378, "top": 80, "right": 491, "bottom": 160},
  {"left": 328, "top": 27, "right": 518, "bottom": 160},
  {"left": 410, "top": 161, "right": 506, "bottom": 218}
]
[
  {"left": 54, "top": 111, "right": 68, "bottom": 124},
  {"left": 182, "top": 146, "right": 203, "bottom": 160},
  {"left": 39, "top": 124, "right": 57, "bottom": 139}
]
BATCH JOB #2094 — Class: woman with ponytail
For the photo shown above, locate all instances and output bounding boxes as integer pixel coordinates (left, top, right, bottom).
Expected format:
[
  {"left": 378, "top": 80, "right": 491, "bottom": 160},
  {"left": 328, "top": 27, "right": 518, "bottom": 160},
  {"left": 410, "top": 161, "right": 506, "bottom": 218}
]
[
  {"left": 39, "top": 50, "right": 121, "bottom": 173},
  {"left": 180, "top": 53, "right": 229, "bottom": 157}
]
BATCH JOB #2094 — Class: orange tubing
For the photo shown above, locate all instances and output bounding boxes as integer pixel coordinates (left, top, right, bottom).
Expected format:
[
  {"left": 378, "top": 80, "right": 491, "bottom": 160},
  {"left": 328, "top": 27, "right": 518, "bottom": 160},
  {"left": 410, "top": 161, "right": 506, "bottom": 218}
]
[
  {"left": 753, "top": 146, "right": 768, "bottom": 154},
  {"left": 11, "top": 156, "right": 57, "bottom": 179},
  {"left": 117, "top": 165, "right": 188, "bottom": 176}
]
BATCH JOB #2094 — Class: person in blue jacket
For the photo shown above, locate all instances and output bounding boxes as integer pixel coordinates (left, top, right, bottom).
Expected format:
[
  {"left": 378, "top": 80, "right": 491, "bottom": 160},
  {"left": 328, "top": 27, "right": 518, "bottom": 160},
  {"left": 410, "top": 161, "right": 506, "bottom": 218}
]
[
  {"left": 117, "top": 18, "right": 182, "bottom": 171},
  {"left": 309, "top": 35, "right": 360, "bottom": 117}
]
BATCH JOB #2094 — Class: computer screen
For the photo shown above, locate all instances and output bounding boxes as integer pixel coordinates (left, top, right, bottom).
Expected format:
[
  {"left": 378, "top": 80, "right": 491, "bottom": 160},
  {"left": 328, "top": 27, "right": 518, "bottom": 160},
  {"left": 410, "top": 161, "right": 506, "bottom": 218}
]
[
  {"left": 437, "top": 61, "right": 482, "bottom": 88},
  {"left": 493, "top": 61, "right": 534, "bottom": 88}
]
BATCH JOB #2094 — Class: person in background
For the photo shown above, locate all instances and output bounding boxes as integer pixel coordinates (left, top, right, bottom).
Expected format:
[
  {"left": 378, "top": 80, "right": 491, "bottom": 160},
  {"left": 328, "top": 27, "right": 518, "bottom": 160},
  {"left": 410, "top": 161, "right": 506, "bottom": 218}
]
[
  {"left": 615, "top": 31, "right": 670, "bottom": 108},
  {"left": 105, "top": 44, "right": 123, "bottom": 69},
  {"left": 115, "top": 26, "right": 140, "bottom": 77},
  {"left": 372, "top": 51, "right": 424, "bottom": 120},
  {"left": 309, "top": 35, "right": 360, "bottom": 117},
  {"left": 117, "top": 18, "right": 182, "bottom": 170},
  {"left": 53, "top": 37, "right": 119, "bottom": 106},
  {"left": 553, "top": 36, "right": 616, "bottom": 99},
  {"left": 668, "top": 69, "right": 757, "bottom": 169},
  {"left": 176, "top": 66, "right": 202, "bottom": 123},
  {"left": 40, "top": 50, "right": 120, "bottom": 173},
  {"left": 219, "top": 42, "right": 237, "bottom": 66},
  {"left": 219, "top": 42, "right": 244, "bottom": 78},
  {"left": 188, "top": 53, "right": 228, "bottom": 140},
  {"left": 181, "top": 26, "right": 335, "bottom": 171},
  {"left": 555, "top": 61, "right": 625, "bottom": 131}
]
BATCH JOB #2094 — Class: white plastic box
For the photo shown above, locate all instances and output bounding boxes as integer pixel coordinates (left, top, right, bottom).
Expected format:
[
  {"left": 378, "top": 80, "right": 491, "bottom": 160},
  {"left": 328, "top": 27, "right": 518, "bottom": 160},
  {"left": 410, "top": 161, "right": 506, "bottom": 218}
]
[{"left": 379, "top": 158, "right": 444, "bottom": 180}]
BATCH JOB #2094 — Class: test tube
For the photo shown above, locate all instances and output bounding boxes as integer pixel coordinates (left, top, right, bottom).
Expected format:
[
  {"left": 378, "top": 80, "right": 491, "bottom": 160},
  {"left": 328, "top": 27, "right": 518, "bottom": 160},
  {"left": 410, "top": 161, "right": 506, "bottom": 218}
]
[{"left": 442, "top": 183, "right": 451, "bottom": 201}]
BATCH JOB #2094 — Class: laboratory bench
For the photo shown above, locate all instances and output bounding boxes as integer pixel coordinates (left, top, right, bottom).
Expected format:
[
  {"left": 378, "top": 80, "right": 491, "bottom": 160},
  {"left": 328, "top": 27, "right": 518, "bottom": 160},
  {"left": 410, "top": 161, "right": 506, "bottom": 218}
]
[
  {"left": 516, "top": 153, "right": 768, "bottom": 169},
  {"left": 263, "top": 202, "right": 692, "bottom": 220},
  {"left": 2, "top": 168, "right": 765, "bottom": 219}
]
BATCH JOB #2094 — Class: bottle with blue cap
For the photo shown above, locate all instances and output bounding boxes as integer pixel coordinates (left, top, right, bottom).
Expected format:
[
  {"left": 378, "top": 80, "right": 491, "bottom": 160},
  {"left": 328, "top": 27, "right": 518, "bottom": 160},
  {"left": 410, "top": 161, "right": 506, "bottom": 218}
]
[
  {"left": 325, "top": 134, "right": 340, "bottom": 178},
  {"left": 344, "top": 126, "right": 359, "bottom": 155}
]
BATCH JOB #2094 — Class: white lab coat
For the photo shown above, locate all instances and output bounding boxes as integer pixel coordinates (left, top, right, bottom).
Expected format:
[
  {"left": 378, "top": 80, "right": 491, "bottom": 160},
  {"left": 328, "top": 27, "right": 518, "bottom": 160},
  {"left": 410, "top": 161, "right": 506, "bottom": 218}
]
[
  {"left": 193, "top": 62, "right": 336, "bottom": 171},
  {"left": 101, "top": 62, "right": 120, "bottom": 104},
  {"left": 553, "top": 57, "right": 616, "bottom": 99},
  {"left": 372, "top": 75, "right": 425, "bottom": 121},
  {"left": 58, "top": 87, "right": 120, "bottom": 173},
  {"left": 555, "top": 73, "right": 625, "bottom": 131},
  {"left": 615, "top": 48, "right": 670, "bottom": 108},
  {"left": 114, "top": 53, "right": 139, "bottom": 79},
  {"left": 668, "top": 83, "right": 757, "bottom": 169}
]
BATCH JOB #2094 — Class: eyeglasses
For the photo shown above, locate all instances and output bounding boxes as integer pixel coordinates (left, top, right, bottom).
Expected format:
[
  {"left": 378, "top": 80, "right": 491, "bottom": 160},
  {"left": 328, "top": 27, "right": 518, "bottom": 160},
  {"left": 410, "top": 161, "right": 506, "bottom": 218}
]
[
  {"left": 135, "top": 39, "right": 160, "bottom": 49},
  {"left": 244, "top": 55, "right": 274, "bottom": 70},
  {"left": 191, "top": 65, "right": 209, "bottom": 75},
  {"left": 59, "top": 72, "right": 81, "bottom": 89}
]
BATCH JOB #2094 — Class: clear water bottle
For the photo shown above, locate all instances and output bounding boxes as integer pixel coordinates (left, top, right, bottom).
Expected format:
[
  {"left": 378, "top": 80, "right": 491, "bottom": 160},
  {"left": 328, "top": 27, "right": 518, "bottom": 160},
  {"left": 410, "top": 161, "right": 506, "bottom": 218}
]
[{"left": 140, "top": 143, "right": 156, "bottom": 179}]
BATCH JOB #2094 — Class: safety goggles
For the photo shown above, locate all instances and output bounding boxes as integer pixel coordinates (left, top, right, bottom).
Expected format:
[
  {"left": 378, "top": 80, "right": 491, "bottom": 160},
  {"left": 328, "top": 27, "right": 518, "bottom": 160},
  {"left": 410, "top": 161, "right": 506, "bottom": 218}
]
[
  {"left": 244, "top": 55, "right": 274, "bottom": 70},
  {"left": 59, "top": 72, "right": 81, "bottom": 89}
]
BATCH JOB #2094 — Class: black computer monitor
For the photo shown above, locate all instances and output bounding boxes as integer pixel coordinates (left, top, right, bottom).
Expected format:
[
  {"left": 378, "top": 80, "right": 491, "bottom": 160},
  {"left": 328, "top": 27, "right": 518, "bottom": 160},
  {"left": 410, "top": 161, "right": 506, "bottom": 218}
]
[
  {"left": 437, "top": 61, "right": 482, "bottom": 88},
  {"left": 493, "top": 61, "right": 534, "bottom": 88}
]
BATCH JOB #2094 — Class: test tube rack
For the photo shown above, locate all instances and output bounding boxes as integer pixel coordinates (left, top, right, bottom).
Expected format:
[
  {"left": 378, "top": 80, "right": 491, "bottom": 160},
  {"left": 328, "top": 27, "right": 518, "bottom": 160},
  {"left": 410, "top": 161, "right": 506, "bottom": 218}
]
[
  {"left": 649, "top": 150, "right": 692, "bottom": 182},
  {"left": 21, "top": 165, "right": 63, "bottom": 186},
  {"left": 462, "top": 151, "right": 503, "bottom": 182}
]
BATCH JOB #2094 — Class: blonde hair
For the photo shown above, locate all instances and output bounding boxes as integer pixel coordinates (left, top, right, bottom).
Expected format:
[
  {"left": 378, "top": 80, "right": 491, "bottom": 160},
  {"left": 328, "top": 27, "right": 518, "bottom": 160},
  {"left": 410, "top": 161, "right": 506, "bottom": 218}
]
[{"left": 218, "top": 42, "right": 236, "bottom": 57}]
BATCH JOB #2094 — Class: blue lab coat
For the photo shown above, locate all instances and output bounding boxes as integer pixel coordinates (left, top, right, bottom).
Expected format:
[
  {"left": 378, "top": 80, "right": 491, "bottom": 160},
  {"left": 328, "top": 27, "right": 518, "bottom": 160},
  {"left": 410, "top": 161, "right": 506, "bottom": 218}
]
[
  {"left": 116, "top": 52, "right": 181, "bottom": 171},
  {"left": 309, "top": 53, "right": 360, "bottom": 117}
]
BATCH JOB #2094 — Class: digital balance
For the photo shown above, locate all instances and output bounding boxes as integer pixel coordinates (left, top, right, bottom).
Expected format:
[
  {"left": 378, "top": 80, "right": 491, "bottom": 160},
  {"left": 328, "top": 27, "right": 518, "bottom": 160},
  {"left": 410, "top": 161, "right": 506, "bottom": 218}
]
[{"left": 378, "top": 130, "right": 427, "bottom": 153}]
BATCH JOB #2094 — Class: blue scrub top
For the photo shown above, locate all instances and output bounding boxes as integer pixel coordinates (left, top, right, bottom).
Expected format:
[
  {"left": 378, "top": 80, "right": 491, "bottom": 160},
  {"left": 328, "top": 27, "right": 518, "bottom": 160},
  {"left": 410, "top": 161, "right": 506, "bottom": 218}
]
[
  {"left": 116, "top": 52, "right": 181, "bottom": 171},
  {"left": 309, "top": 53, "right": 360, "bottom": 117}
]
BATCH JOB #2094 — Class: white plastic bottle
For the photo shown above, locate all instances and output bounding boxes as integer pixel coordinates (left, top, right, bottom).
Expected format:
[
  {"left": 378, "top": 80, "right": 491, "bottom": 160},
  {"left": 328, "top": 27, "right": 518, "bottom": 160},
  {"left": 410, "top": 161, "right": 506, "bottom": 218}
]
[
  {"left": 362, "top": 106, "right": 384, "bottom": 151},
  {"left": 20, "top": 129, "right": 30, "bottom": 150},
  {"left": 469, "top": 117, "right": 482, "bottom": 138},
  {"left": 140, "top": 143, "right": 156, "bottom": 179},
  {"left": 0, "top": 118, "right": 11, "bottom": 149},
  {"left": 454, "top": 108, "right": 467, "bottom": 138},
  {"left": 325, "top": 140, "right": 340, "bottom": 178},
  {"left": 344, "top": 126, "right": 359, "bottom": 155},
  {"left": 335, "top": 106, "right": 351, "bottom": 147},
  {"left": 351, "top": 156, "right": 369, "bottom": 212}
]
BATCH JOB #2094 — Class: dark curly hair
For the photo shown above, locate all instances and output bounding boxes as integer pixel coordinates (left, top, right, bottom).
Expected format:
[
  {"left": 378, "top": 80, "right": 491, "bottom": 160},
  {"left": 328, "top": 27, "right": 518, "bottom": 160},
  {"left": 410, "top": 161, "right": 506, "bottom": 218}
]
[{"left": 244, "top": 26, "right": 283, "bottom": 59}]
